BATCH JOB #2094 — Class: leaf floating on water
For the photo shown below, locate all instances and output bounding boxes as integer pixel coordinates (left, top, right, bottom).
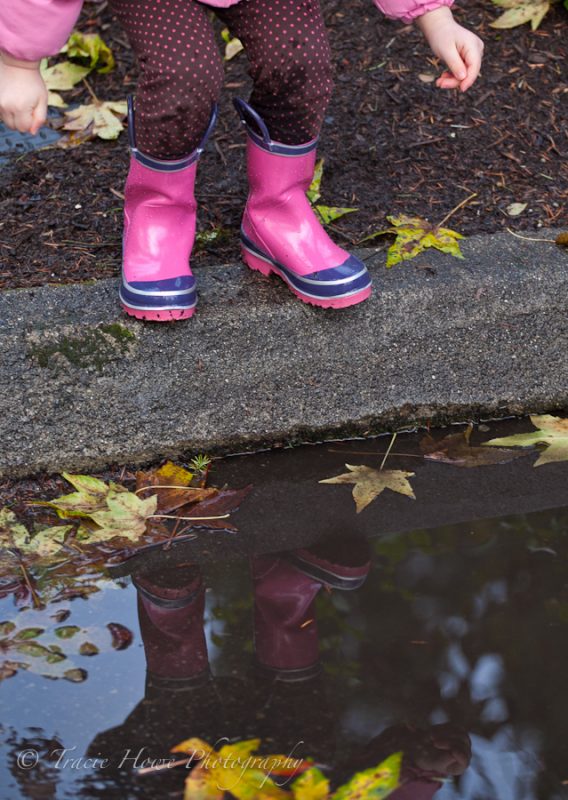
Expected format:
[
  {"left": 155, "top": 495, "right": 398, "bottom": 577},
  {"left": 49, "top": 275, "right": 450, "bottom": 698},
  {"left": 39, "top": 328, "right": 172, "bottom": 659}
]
[
  {"left": 55, "top": 625, "right": 81, "bottom": 639},
  {"left": 79, "top": 642, "right": 99, "bottom": 656},
  {"left": 483, "top": 415, "right": 568, "bottom": 467},
  {"left": 63, "top": 668, "right": 87, "bottom": 683},
  {"left": 363, "top": 214, "right": 464, "bottom": 268},
  {"left": 14, "top": 627, "right": 45, "bottom": 640},
  {"left": 80, "top": 491, "right": 158, "bottom": 543},
  {"left": 292, "top": 767, "right": 330, "bottom": 800},
  {"left": 420, "top": 424, "right": 528, "bottom": 468},
  {"left": 333, "top": 752, "right": 402, "bottom": 800},
  {"left": 136, "top": 461, "right": 216, "bottom": 514},
  {"left": 181, "top": 485, "right": 253, "bottom": 531},
  {"left": 319, "top": 465, "right": 415, "bottom": 513},
  {"left": 0, "top": 621, "right": 16, "bottom": 636},
  {"left": 107, "top": 622, "right": 133, "bottom": 651}
]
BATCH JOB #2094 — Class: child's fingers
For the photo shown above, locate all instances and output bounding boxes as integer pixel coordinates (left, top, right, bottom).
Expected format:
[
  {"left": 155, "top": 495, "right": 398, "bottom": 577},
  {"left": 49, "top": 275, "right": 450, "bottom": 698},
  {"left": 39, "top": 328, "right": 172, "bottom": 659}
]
[
  {"left": 458, "top": 43, "right": 483, "bottom": 92},
  {"left": 436, "top": 70, "right": 460, "bottom": 89},
  {"left": 30, "top": 104, "right": 47, "bottom": 136},
  {"left": 441, "top": 45, "right": 467, "bottom": 83}
]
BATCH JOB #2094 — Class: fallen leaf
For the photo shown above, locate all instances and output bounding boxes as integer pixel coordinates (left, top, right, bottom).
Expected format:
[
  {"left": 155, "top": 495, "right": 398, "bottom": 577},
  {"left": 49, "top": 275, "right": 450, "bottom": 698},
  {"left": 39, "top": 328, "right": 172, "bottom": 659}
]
[
  {"left": 555, "top": 232, "right": 568, "bottom": 247},
  {"left": 362, "top": 214, "right": 464, "bottom": 268},
  {"left": 506, "top": 202, "right": 527, "bottom": 216},
  {"left": 63, "top": 668, "right": 87, "bottom": 682},
  {"left": 55, "top": 625, "right": 81, "bottom": 639},
  {"left": 40, "top": 59, "right": 90, "bottom": 108},
  {"left": 420, "top": 425, "right": 528, "bottom": 467},
  {"left": 307, "top": 159, "right": 324, "bottom": 205},
  {"left": 136, "top": 461, "right": 217, "bottom": 514},
  {"left": 333, "top": 752, "right": 402, "bottom": 800},
  {"left": 221, "top": 27, "right": 244, "bottom": 60},
  {"left": 319, "top": 464, "right": 415, "bottom": 513},
  {"left": 292, "top": 767, "right": 330, "bottom": 800},
  {"left": 483, "top": 414, "right": 568, "bottom": 466},
  {"left": 490, "top": 0, "right": 551, "bottom": 30},
  {"left": 79, "top": 490, "right": 157, "bottom": 543},
  {"left": 79, "top": 642, "right": 99, "bottom": 656},
  {"left": 64, "top": 32, "right": 115, "bottom": 73},
  {"left": 314, "top": 205, "right": 358, "bottom": 225},
  {"left": 418, "top": 72, "right": 436, "bottom": 83},
  {"left": 60, "top": 99, "right": 127, "bottom": 143},
  {"left": 107, "top": 622, "right": 133, "bottom": 650},
  {"left": 179, "top": 485, "right": 253, "bottom": 531}
]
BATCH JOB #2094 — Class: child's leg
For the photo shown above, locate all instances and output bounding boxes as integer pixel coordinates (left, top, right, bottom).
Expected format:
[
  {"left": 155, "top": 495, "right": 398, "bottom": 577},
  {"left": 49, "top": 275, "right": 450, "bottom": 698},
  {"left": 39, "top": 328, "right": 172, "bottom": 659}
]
[
  {"left": 219, "top": 0, "right": 372, "bottom": 310},
  {"left": 109, "top": 0, "right": 224, "bottom": 321},
  {"left": 110, "top": 0, "right": 225, "bottom": 158},
  {"left": 217, "top": 0, "right": 334, "bottom": 145}
]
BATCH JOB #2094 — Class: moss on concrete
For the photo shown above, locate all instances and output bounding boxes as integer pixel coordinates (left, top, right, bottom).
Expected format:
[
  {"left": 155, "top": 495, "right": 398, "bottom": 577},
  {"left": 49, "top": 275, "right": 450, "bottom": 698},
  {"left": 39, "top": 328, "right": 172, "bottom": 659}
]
[{"left": 28, "top": 323, "right": 135, "bottom": 372}]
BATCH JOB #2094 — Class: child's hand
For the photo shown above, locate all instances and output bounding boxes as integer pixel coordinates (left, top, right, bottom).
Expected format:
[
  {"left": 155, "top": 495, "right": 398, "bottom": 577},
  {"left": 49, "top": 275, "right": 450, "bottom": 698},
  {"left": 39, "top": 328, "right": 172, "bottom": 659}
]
[
  {"left": 416, "top": 7, "right": 484, "bottom": 92},
  {"left": 0, "top": 52, "right": 48, "bottom": 135}
]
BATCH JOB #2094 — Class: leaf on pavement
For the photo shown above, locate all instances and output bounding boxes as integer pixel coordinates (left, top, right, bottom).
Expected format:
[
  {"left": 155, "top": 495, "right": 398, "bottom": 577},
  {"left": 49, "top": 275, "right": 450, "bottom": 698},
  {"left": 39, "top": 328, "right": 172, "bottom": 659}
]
[
  {"left": 333, "top": 752, "right": 402, "bottom": 800},
  {"left": 363, "top": 214, "right": 464, "bottom": 268},
  {"left": 420, "top": 424, "right": 528, "bottom": 468},
  {"left": 319, "top": 465, "right": 415, "bottom": 513},
  {"left": 60, "top": 99, "right": 127, "bottom": 144},
  {"left": 483, "top": 414, "right": 568, "bottom": 467}
]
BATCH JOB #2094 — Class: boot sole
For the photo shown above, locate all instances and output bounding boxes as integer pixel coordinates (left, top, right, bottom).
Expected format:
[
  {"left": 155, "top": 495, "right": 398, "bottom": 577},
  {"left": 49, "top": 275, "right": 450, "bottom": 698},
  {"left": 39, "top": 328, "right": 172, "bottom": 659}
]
[
  {"left": 121, "top": 304, "right": 195, "bottom": 322},
  {"left": 241, "top": 243, "right": 372, "bottom": 310}
]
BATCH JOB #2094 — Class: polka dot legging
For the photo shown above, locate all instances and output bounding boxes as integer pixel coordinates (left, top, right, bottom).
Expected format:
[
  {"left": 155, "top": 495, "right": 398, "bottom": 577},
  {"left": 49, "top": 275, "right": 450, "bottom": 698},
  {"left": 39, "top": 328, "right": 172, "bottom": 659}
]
[{"left": 110, "top": 0, "right": 335, "bottom": 159}]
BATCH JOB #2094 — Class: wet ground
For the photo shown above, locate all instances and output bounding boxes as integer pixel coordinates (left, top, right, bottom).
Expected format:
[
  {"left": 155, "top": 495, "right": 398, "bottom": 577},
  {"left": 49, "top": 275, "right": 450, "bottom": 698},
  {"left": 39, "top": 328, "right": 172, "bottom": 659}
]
[{"left": 2, "top": 421, "right": 568, "bottom": 799}]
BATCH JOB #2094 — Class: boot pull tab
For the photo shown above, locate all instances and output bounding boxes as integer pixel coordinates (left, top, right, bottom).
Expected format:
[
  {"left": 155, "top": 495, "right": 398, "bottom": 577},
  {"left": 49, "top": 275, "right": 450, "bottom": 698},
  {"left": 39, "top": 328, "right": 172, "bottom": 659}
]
[{"left": 233, "top": 98, "right": 272, "bottom": 146}]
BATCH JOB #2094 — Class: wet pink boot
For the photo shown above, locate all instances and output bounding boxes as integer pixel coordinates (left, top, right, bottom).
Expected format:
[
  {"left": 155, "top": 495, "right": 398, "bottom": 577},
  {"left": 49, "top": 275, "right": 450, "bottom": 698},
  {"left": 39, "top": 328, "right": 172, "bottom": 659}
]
[
  {"left": 120, "top": 98, "right": 217, "bottom": 322},
  {"left": 234, "top": 98, "right": 372, "bottom": 310}
]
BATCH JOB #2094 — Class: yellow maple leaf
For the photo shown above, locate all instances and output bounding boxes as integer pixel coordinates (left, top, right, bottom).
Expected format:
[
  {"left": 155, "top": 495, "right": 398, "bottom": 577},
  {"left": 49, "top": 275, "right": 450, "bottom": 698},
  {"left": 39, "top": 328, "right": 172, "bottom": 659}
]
[
  {"left": 490, "top": 0, "right": 552, "bottom": 31},
  {"left": 483, "top": 414, "right": 568, "bottom": 467},
  {"left": 60, "top": 99, "right": 127, "bottom": 144},
  {"left": 319, "top": 464, "right": 415, "bottom": 513}
]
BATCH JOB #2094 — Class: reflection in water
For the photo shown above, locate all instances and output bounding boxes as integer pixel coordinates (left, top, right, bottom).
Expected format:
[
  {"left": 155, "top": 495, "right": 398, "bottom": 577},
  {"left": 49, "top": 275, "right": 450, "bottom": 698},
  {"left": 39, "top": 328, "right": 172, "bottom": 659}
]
[
  {"left": 78, "top": 535, "right": 471, "bottom": 798},
  {"left": 2, "top": 506, "right": 568, "bottom": 799}
]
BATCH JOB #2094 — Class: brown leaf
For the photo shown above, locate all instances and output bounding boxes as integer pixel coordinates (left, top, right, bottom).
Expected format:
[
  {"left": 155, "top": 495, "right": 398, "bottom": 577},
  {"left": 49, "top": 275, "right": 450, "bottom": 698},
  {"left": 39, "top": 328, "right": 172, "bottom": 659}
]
[
  {"left": 107, "top": 622, "right": 133, "bottom": 650},
  {"left": 556, "top": 232, "right": 568, "bottom": 247},
  {"left": 179, "top": 485, "right": 253, "bottom": 531},
  {"left": 420, "top": 425, "right": 527, "bottom": 467},
  {"left": 320, "top": 465, "right": 415, "bottom": 513},
  {"left": 136, "top": 461, "right": 217, "bottom": 514}
]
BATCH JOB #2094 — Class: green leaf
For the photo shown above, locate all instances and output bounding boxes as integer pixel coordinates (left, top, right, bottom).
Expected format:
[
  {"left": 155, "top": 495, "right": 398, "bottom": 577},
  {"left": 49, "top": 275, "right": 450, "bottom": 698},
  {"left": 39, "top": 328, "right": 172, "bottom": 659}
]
[
  {"left": 64, "top": 32, "right": 115, "bottom": 73},
  {"left": 85, "top": 490, "right": 157, "bottom": 543},
  {"left": 292, "top": 767, "right": 330, "bottom": 800},
  {"left": 14, "top": 641, "right": 53, "bottom": 659},
  {"left": 370, "top": 214, "right": 465, "bottom": 268},
  {"left": 0, "top": 621, "right": 16, "bottom": 637},
  {"left": 14, "top": 628, "right": 45, "bottom": 640},
  {"left": 483, "top": 414, "right": 568, "bottom": 466},
  {"left": 332, "top": 752, "right": 402, "bottom": 800},
  {"left": 490, "top": 0, "right": 551, "bottom": 29},
  {"left": 23, "top": 526, "right": 73, "bottom": 559},
  {"left": 55, "top": 625, "right": 81, "bottom": 639},
  {"left": 0, "top": 507, "right": 29, "bottom": 550},
  {"left": 314, "top": 206, "right": 358, "bottom": 225},
  {"left": 307, "top": 159, "right": 324, "bottom": 205},
  {"left": 220, "top": 28, "right": 244, "bottom": 60},
  {"left": 40, "top": 59, "right": 90, "bottom": 91},
  {"left": 79, "top": 642, "right": 99, "bottom": 656}
]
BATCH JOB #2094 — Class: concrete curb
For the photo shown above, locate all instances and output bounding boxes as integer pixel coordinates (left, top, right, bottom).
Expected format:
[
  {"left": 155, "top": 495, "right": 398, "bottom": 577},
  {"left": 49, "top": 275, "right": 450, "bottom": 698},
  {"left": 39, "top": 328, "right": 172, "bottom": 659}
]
[{"left": 1, "top": 230, "right": 567, "bottom": 478}]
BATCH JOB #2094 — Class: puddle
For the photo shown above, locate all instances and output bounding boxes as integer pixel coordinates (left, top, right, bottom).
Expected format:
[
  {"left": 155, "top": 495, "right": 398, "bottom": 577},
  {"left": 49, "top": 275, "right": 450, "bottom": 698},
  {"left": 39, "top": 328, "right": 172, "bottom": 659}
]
[{"left": 2, "top": 420, "right": 568, "bottom": 799}]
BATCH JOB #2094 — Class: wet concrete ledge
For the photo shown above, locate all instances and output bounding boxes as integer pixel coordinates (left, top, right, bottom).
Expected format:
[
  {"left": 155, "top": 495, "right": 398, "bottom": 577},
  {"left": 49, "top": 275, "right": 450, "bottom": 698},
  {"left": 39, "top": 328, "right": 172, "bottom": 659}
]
[{"left": 1, "top": 230, "right": 567, "bottom": 478}]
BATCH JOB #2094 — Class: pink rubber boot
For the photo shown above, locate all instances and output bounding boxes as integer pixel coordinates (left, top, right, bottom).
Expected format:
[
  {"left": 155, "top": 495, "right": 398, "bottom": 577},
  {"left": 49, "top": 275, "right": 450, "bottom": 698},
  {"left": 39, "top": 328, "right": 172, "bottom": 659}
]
[
  {"left": 119, "top": 98, "right": 217, "bottom": 322},
  {"left": 234, "top": 98, "right": 372, "bottom": 310}
]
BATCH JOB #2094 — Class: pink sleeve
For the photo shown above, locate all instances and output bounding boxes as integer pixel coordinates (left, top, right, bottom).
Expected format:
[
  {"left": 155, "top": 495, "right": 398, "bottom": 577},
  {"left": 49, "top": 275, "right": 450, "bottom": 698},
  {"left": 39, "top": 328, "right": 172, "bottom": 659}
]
[
  {"left": 0, "top": 0, "right": 83, "bottom": 61},
  {"left": 373, "top": 0, "right": 454, "bottom": 23}
]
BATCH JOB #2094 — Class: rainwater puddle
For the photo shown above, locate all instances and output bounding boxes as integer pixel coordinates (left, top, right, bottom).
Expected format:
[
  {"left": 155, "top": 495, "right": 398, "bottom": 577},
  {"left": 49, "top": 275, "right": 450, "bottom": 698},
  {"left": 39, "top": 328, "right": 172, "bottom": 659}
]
[{"left": 2, "top": 419, "right": 568, "bottom": 799}]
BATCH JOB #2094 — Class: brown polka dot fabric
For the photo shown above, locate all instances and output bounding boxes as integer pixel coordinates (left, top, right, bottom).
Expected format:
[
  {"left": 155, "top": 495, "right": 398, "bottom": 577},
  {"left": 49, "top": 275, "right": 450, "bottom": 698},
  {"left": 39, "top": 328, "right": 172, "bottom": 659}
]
[{"left": 110, "top": 0, "right": 334, "bottom": 159}]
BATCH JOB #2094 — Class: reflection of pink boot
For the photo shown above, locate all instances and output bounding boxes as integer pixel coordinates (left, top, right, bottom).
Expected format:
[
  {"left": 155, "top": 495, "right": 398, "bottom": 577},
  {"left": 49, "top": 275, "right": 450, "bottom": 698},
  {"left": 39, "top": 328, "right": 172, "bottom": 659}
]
[
  {"left": 252, "top": 537, "right": 371, "bottom": 681},
  {"left": 135, "top": 566, "right": 210, "bottom": 687},
  {"left": 234, "top": 98, "right": 372, "bottom": 310},
  {"left": 119, "top": 98, "right": 216, "bottom": 322},
  {"left": 252, "top": 555, "right": 322, "bottom": 681}
]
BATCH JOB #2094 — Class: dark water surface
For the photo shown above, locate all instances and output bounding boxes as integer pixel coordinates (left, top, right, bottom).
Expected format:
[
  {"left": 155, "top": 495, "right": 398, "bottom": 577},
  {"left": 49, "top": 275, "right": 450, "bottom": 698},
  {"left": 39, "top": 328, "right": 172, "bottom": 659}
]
[{"left": 2, "top": 423, "right": 568, "bottom": 799}]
